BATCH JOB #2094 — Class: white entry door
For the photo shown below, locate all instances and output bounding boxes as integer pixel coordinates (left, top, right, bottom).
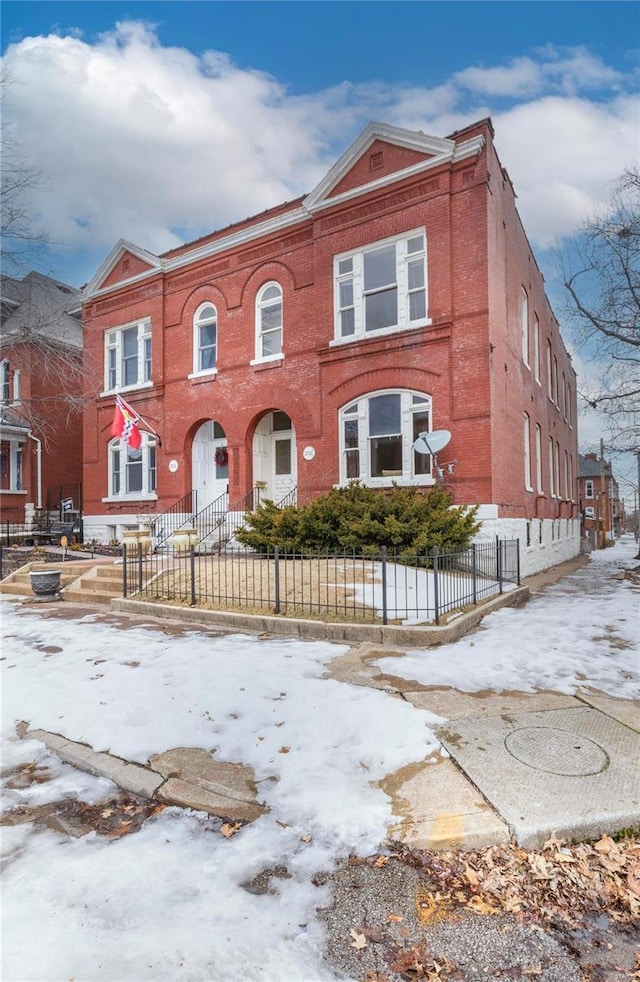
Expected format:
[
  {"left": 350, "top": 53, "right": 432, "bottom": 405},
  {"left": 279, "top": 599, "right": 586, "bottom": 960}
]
[
  {"left": 253, "top": 411, "right": 296, "bottom": 502},
  {"left": 192, "top": 421, "right": 228, "bottom": 509}
]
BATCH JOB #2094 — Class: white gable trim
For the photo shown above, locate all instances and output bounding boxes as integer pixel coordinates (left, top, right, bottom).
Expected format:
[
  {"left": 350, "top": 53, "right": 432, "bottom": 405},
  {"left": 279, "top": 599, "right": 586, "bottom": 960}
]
[
  {"left": 83, "top": 125, "right": 485, "bottom": 302},
  {"left": 305, "top": 133, "right": 485, "bottom": 213},
  {"left": 84, "top": 240, "right": 163, "bottom": 297}
]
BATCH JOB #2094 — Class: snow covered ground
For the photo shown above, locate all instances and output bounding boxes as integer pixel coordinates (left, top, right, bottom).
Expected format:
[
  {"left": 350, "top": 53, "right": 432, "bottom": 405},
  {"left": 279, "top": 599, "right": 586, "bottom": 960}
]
[{"left": 1, "top": 534, "right": 639, "bottom": 981}]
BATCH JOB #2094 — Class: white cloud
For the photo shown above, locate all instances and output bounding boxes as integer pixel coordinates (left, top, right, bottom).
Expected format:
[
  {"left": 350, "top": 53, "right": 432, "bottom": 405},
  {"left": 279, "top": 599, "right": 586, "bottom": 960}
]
[{"left": 1, "top": 24, "right": 638, "bottom": 262}]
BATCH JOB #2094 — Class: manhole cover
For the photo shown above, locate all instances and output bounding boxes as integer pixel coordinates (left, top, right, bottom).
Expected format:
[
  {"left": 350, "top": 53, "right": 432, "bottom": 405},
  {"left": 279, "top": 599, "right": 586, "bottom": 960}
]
[{"left": 504, "top": 727, "right": 609, "bottom": 776}]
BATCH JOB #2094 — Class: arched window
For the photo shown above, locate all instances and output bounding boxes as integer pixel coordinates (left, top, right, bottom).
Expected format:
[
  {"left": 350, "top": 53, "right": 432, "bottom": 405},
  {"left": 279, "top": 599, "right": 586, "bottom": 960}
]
[
  {"left": 255, "top": 282, "right": 283, "bottom": 361},
  {"left": 338, "top": 390, "right": 433, "bottom": 486},
  {"left": 108, "top": 433, "right": 156, "bottom": 500},
  {"left": 193, "top": 303, "right": 217, "bottom": 374}
]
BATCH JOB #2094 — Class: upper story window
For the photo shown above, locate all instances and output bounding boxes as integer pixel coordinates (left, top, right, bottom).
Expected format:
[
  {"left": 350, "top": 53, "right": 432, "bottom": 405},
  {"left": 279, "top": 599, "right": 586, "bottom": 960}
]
[
  {"left": 334, "top": 230, "right": 428, "bottom": 343},
  {"left": 535, "top": 423, "right": 543, "bottom": 493},
  {"left": 533, "top": 316, "right": 540, "bottom": 383},
  {"left": 0, "top": 360, "right": 10, "bottom": 403},
  {"left": 193, "top": 303, "right": 217, "bottom": 375},
  {"left": 585, "top": 480, "right": 594, "bottom": 499},
  {"left": 104, "top": 319, "right": 151, "bottom": 393},
  {"left": 339, "top": 390, "right": 433, "bottom": 486},
  {"left": 108, "top": 433, "right": 156, "bottom": 500},
  {"left": 521, "top": 288, "right": 529, "bottom": 367},
  {"left": 254, "top": 282, "right": 283, "bottom": 363},
  {"left": 546, "top": 340, "right": 553, "bottom": 401}
]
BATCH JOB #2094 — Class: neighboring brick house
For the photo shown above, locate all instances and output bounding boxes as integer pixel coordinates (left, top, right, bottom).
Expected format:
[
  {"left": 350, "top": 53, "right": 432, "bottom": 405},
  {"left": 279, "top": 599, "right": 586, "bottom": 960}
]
[
  {"left": 81, "top": 118, "right": 579, "bottom": 574},
  {"left": 578, "top": 452, "right": 622, "bottom": 543},
  {"left": 0, "top": 271, "right": 83, "bottom": 525}
]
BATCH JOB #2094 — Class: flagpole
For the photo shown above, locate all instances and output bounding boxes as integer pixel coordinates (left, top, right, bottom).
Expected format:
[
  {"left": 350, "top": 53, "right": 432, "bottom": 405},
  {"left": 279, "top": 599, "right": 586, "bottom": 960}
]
[{"left": 115, "top": 393, "right": 163, "bottom": 447}]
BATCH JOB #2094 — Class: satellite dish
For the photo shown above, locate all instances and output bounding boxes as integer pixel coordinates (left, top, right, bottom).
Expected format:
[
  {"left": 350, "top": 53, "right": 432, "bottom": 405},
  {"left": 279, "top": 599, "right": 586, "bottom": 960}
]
[{"left": 413, "top": 429, "right": 451, "bottom": 455}]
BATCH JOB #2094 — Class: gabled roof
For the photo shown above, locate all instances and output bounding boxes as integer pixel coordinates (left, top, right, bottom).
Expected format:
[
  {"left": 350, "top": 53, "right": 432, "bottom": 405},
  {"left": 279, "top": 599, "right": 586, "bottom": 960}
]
[
  {"left": 84, "top": 120, "right": 487, "bottom": 300},
  {"left": 303, "top": 121, "right": 483, "bottom": 212},
  {"left": 84, "top": 239, "right": 162, "bottom": 296},
  {"left": 578, "top": 454, "right": 613, "bottom": 479},
  {"left": 0, "top": 272, "right": 82, "bottom": 349}
]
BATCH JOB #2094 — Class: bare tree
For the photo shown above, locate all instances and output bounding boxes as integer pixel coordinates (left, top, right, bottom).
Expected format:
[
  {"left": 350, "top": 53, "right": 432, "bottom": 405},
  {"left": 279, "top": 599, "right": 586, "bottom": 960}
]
[
  {"left": 560, "top": 168, "right": 640, "bottom": 453},
  {"left": 0, "top": 74, "right": 48, "bottom": 275}
]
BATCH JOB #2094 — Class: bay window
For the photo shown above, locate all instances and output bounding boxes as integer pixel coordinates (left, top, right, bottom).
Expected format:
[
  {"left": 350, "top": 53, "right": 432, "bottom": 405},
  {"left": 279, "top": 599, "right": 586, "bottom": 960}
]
[
  {"left": 334, "top": 230, "right": 428, "bottom": 342},
  {"left": 339, "top": 390, "right": 433, "bottom": 485}
]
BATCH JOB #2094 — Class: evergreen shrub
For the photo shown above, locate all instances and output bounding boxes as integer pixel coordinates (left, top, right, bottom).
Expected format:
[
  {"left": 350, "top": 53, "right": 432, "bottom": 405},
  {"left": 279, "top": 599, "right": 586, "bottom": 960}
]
[{"left": 236, "top": 482, "right": 480, "bottom": 559}]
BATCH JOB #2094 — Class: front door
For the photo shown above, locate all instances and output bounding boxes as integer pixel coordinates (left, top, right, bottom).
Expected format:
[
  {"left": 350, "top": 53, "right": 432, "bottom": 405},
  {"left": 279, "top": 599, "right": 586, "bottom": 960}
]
[
  {"left": 253, "top": 411, "right": 296, "bottom": 502},
  {"left": 192, "top": 421, "right": 228, "bottom": 509}
]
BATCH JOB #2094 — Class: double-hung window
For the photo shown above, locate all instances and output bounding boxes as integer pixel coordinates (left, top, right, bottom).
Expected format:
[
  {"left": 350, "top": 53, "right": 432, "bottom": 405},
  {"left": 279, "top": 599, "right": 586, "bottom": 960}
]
[
  {"left": 193, "top": 303, "right": 217, "bottom": 374},
  {"left": 0, "top": 360, "right": 10, "bottom": 403},
  {"left": 108, "top": 434, "right": 156, "bottom": 500},
  {"left": 105, "top": 319, "right": 152, "bottom": 392},
  {"left": 521, "top": 288, "right": 529, "bottom": 367},
  {"left": 339, "top": 390, "right": 433, "bottom": 485},
  {"left": 254, "top": 282, "right": 283, "bottom": 362},
  {"left": 334, "top": 230, "right": 428, "bottom": 342}
]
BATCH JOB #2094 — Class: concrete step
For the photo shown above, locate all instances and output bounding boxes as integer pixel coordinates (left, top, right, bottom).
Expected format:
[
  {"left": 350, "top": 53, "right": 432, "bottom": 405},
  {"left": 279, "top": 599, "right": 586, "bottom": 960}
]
[{"left": 62, "top": 588, "right": 122, "bottom": 605}]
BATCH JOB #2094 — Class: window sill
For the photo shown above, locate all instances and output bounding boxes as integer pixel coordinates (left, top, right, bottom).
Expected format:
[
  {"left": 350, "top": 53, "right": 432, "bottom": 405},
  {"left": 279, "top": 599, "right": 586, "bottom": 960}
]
[
  {"left": 0, "top": 488, "right": 27, "bottom": 495},
  {"left": 100, "top": 382, "right": 153, "bottom": 399},
  {"left": 330, "top": 319, "right": 432, "bottom": 346},
  {"left": 188, "top": 369, "right": 218, "bottom": 382},
  {"left": 101, "top": 494, "right": 158, "bottom": 503},
  {"left": 250, "top": 354, "right": 284, "bottom": 369},
  {"left": 336, "top": 477, "right": 436, "bottom": 489}
]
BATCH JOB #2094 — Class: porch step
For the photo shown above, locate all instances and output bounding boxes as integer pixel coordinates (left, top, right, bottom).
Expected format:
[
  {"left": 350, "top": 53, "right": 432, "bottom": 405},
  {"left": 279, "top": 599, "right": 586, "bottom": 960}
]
[
  {"left": 61, "top": 563, "right": 124, "bottom": 605},
  {"left": 0, "top": 561, "right": 94, "bottom": 597}
]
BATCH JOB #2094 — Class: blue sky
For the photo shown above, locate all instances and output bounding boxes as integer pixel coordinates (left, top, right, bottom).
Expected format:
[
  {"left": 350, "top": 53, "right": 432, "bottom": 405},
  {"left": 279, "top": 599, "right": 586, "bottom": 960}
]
[{"left": 1, "top": 1, "right": 638, "bottom": 486}]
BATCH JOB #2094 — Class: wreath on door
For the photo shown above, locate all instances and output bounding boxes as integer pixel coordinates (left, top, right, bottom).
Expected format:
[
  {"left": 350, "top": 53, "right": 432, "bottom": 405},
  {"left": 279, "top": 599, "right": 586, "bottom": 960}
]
[{"left": 214, "top": 447, "right": 228, "bottom": 467}]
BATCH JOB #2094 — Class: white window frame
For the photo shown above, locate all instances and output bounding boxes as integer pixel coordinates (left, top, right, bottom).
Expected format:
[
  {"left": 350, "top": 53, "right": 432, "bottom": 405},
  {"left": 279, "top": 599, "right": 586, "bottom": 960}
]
[
  {"left": 546, "top": 340, "right": 553, "bottom": 401},
  {"left": 521, "top": 288, "right": 530, "bottom": 367},
  {"left": 104, "top": 433, "right": 157, "bottom": 502},
  {"left": 549, "top": 437, "right": 556, "bottom": 498},
  {"left": 585, "top": 480, "right": 594, "bottom": 499},
  {"left": 332, "top": 229, "right": 430, "bottom": 344},
  {"left": 252, "top": 281, "right": 283, "bottom": 365},
  {"left": 0, "top": 359, "right": 10, "bottom": 403},
  {"left": 190, "top": 302, "right": 218, "bottom": 378},
  {"left": 533, "top": 316, "right": 540, "bottom": 383},
  {"left": 524, "top": 413, "right": 532, "bottom": 490},
  {"left": 535, "top": 423, "right": 543, "bottom": 493},
  {"left": 338, "top": 389, "right": 435, "bottom": 487},
  {"left": 103, "top": 319, "right": 152, "bottom": 395}
]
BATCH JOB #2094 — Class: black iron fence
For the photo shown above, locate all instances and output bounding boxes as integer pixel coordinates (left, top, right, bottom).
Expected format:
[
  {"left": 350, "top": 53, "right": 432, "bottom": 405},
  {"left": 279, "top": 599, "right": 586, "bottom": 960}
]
[{"left": 122, "top": 538, "right": 520, "bottom": 626}]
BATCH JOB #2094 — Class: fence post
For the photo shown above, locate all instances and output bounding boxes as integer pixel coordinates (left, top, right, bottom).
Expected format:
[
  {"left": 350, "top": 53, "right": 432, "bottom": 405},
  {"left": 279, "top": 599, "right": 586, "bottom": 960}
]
[
  {"left": 0, "top": 543, "right": 3, "bottom": 580},
  {"left": 274, "top": 546, "right": 280, "bottom": 614},
  {"left": 472, "top": 543, "right": 477, "bottom": 605},
  {"left": 497, "top": 537, "right": 504, "bottom": 594},
  {"left": 190, "top": 546, "right": 196, "bottom": 606},
  {"left": 433, "top": 546, "right": 440, "bottom": 625},
  {"left": 516, "top": 539, "right": 521, "bottom": 585},
  {"left": 122, "top": 544, "right": 128, "bottom": 598},
  {"left": 381, "top": 546, "right": 388, "bottom": 625},
  {"left": 137, "top": 541, "right": 143, "bottom": 592}
]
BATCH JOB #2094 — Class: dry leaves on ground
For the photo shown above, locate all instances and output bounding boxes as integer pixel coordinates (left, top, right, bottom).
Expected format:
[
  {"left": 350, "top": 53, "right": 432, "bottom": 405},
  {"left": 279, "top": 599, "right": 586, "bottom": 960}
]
[{"left": 394, "top": 831, "right": 640, "bottom": 928}]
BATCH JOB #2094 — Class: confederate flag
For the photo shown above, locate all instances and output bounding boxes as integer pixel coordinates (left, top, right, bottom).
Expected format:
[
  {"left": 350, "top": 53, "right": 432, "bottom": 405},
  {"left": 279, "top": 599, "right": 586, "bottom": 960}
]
[{"left": 111, "top": 394, "right": 142, "bottom": 450}]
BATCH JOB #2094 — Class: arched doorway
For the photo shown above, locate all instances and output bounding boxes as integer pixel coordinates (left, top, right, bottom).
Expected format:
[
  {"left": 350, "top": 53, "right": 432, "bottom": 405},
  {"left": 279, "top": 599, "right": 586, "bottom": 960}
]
[
  {"left": 192, "top": 421, "right": 228, "bottom": 509},
  {"left": 252, "top": 411, "right": 296, "bottom": 502}
]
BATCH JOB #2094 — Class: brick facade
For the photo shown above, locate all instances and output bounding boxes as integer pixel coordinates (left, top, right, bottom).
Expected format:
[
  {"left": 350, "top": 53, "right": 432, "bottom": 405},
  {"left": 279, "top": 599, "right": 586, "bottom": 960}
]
[{"left": 81, "top": 119, "right": 579, "bottom": 572}]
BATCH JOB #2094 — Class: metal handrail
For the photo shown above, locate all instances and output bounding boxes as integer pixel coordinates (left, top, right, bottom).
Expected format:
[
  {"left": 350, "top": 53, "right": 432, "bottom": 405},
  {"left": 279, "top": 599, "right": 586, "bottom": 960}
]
[
  {"left": 197, "top": 486, "right": 261, "bottom": 549},
  {"left": 149, "top": 490, "right": 197, "bottom": 548},
  {"left": 275, "top": 486, "right": 297, "bottom": 508}
]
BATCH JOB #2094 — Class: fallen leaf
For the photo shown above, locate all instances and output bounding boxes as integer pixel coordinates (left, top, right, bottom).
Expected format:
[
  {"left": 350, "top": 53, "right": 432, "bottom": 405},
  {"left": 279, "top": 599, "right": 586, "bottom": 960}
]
[
  {"left": 386, "top": 913, "right": 403, "bottom": 923},
  {"left": 542, "top": 831, "right": 564, "bottom": 851},
  {"left": 374, "top": 855, "right": 389, "bottom": 868},
  {"left": 220, "top": 822, "right": 242, "bottom": 838},
  {"left": 278, "top": 746, "right": 290, "bottom": 754},
  {"left": 349, "top": 929, "right": 367, "bottom": 950}
]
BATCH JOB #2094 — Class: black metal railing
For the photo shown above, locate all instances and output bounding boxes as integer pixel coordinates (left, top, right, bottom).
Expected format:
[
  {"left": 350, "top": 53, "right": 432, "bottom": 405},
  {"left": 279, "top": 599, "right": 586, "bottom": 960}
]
[
  {"left": 275, "top": 486, "right": 297, "bottom": 509},
  {"left": 149, "top": 490, "right": 197, "bottom": 549},
  {"left": 122, "top": 538, "right": 520, "bottom": 626},
  {"left": 196, "top": 487, "right": 262, "bottom": 549}
]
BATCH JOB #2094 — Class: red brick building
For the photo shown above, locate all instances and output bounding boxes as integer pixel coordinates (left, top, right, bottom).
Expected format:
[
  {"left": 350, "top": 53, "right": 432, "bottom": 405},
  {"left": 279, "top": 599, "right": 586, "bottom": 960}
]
[
  {"left": 81, "top": 119, "right": 579, "bottom": 573},
  {"left": 0, "top": 272, "right": 83, "bottom": 527},
  {"left": 578, "top": 452, "right": 622, "bottom": 545}
]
